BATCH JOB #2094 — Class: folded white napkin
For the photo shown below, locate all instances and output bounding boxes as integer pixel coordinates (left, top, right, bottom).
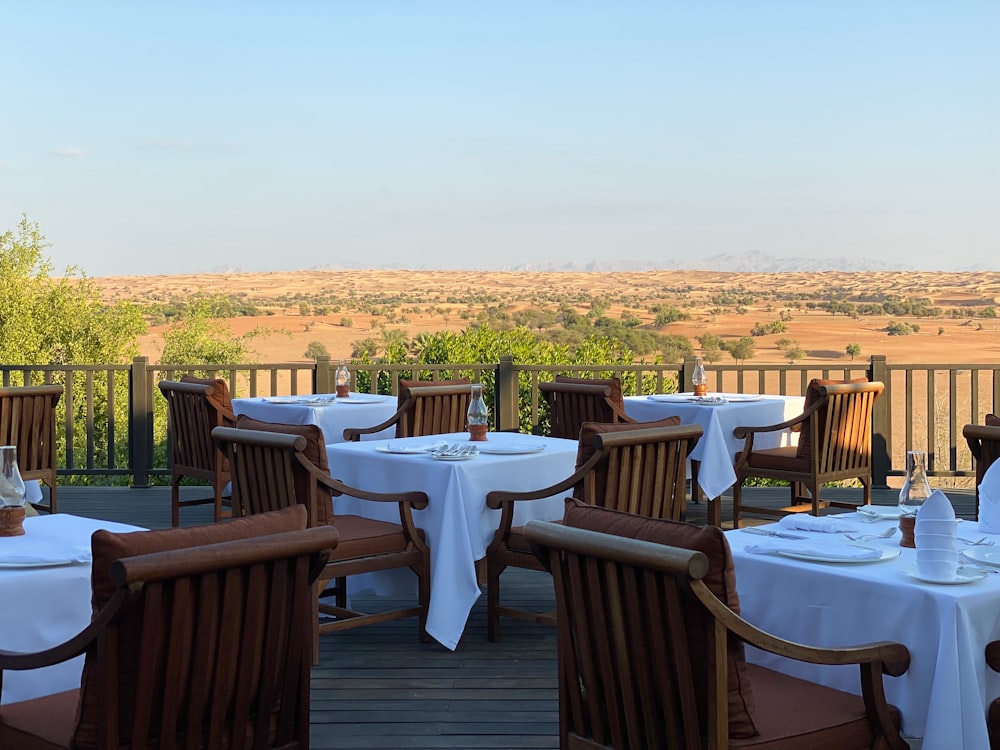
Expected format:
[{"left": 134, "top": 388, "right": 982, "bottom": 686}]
[
  {"left": 979, "top": 461, "right": 1000, "bottom": 535},
  {"left": 744, "top": 544, "right": 882, "bottom": 561},
  {"left": 0, "top": 540, "right": 91, "bottom": 566},
  {"left": 778, "top": 515, "right": 858, "bottom": 533}
]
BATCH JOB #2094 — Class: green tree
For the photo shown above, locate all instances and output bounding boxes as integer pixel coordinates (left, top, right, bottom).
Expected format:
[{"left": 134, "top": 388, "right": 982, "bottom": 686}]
[
  {"left": 784, "top": 346, "right": 806, "bottom": 363},
  {"left": 304, "top": 340, "right": 330, "bottom": 360},
  {"left": 845, "top": 343, "right": 861, "bottom": 360},
  {"left": 725, "top": 337, "right": 756, "bottom": 364},
  {"left": 159, "top": 298, "right": 268, "bottom": 364}
]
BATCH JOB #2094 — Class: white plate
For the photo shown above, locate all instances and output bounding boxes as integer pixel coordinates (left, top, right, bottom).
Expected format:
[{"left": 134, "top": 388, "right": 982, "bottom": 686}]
[
  {"left": 431, "top": 452, "right": 479, "bottom": 461},
  {"left": 0, "top": 558, "right": 79, "bottom": 569},
  {"left": 475, "top": 444, "right": 546, "bottom": 455},
  {"left": 961, "top": 548, "right": 1000, "bottom": 568},
  {"left": 901, "top": 565, "right": 988, "bottom": 585},
  {"left": 773, "top": 545, "right": 900, "bottom": 563},
  {"left": 725, "top": 394, "right": 764, "bottom": 403},
  {"left": 336, "top": 394, "right": 388, "bottom": 404},
  {"left": 647, "top": 394, "right": 695, "bottom": 403}
]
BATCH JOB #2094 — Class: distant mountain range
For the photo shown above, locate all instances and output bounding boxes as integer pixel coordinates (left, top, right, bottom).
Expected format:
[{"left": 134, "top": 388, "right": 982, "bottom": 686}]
[{"left": 210, "top": 252, "right": 990, "bottom": 275}]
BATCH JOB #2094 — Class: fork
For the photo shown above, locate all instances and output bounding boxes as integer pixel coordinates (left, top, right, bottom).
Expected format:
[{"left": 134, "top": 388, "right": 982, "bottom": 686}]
[
  {"left": 844, "top": 527, "right": 898, "bottom": 542},
  {"left": 959, "top": 536, "right": 995, "bottom": 547}
]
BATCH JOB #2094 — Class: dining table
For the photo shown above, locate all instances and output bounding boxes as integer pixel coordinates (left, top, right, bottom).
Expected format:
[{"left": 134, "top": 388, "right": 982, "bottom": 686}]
[
  {"left": 232, "top": 391, "right": 399, "bottom": 444},
  {"left": 623, "top": 393, "right": 804, "bottom": 525},
  {"left": 326, "top": 431, "right": 579, "bottom": 650},
  {"left": 0, "top": 513, "right": 144, "bottom": 705},
  {"left": 726, "top": 512, "right": 1000, "bottom": 749}
]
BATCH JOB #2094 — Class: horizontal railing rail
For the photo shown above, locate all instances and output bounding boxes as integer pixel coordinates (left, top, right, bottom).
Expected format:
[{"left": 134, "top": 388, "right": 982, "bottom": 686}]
[{"left": 3, "top": 355, "right": 997, "bottom": 491}]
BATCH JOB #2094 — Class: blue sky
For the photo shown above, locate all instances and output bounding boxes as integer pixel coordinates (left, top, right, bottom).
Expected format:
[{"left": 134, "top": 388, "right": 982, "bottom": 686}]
[{"left": 1, "top": 1, "right": 997, "bottom": 276}]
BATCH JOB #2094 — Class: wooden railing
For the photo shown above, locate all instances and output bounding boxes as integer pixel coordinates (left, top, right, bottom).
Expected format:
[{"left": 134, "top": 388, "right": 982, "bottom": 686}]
[{"left": 3, "top": 355, "right": 998, "bottom": 490}]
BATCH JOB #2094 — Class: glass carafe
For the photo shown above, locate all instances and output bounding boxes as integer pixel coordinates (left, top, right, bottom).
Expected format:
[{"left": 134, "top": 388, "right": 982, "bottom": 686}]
[
  {"left": 335, "top": 359, "right": 351, "bottom": 398},
  {"left": 898, "top": 450, "right": 932, "bottom": 517},
  {"left": 692, "top": 357, "right": 707, "bottom": 397},
  {"left": 467, "top": 384, "right": 489, "bottom": 441},
  {"left": 0, "top": 446, "right": 25, "bottom": 508}
]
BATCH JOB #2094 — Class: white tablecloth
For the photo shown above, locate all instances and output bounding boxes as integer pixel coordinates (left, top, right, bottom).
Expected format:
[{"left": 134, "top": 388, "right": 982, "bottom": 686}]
[
  {"left": 0, "top": 514, "right": 144, "bottom": 705},
  {"left": 233, "top": 392, "right": 398, "bottom": 445},
  {"left": 623, "top": 394, "right": 804, "bottom": 499},
  {"left": 327, "top": 432, "right": 579, "bottom": 649},
  {"left": 727, "top": 519, "right": 1000, "bottom": 749}
]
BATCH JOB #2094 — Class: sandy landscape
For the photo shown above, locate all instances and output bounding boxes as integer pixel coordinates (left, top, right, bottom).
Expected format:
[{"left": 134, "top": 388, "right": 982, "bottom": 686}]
[{"left": 91, "top": 270, "right": 1000, "bottom": 365}]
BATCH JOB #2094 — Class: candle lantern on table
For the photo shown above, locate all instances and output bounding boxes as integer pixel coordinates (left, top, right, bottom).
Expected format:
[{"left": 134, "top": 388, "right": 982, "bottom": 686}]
[{"left": 467, "top": 384, "right": 489, "bottom": 442}]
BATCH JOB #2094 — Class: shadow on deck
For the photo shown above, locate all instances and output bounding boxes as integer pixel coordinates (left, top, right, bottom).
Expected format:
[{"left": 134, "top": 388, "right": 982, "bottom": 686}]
[{"left": 52, "top": 484, "right": 974, "bottom": 749}]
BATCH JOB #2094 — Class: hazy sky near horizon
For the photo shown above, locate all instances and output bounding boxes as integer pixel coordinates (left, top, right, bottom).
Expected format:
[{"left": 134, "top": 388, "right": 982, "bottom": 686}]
[{"left": 2, "top": 1, "right": 997, "bottom": 277}]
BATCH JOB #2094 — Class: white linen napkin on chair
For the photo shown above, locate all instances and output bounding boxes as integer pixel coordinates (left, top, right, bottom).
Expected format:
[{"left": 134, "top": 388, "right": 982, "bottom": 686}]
[
  {"left": 978, "top": 460, "right": 1000, "bottom": 535},
  {"left": 778, "top": 515, "right": 858, "bottom": 534}
]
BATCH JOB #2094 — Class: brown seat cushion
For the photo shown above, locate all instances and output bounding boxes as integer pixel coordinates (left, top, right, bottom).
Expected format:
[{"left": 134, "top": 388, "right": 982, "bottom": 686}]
[
  {"left": 739, "top": 445, "right": 811, "bottom": 473},
  {"left": 234, "top": 415, "right": 334, "bottom": 526},
  {"left": 327, "top": 514, "right": 422, "bottom": 559},
  {"left": 75, "top": 506, "right": 308, "bottom": 750},
  {"left": 574, "top": 417, "right": 683, "bottom": 503},
  {"left": 554, "top": 375, "right": 625, "bottom": 410},
  {"left": 180, "top": 374, "right": 234, "bottom": 420},
  {"left": 0, "top": 688, "right": 79, "bottom": 750},
  {"left": 796, "top": 378, "right": 868, "bottom": 459},
  {"left": 729, "top": 664, "right": 900, "bottom": 749},
  {"left": 562, "top": 497, "right": 758, "bottom": 738}
]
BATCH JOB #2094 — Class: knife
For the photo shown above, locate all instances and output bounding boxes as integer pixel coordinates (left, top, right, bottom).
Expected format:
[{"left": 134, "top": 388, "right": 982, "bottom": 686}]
[{"left": 740, "top": 527, "right": 808, "bottom": 540}]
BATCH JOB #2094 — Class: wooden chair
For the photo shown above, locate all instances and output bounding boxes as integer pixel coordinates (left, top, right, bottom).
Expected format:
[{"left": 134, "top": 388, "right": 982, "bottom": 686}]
[
  {"left": 963, "top": 417, "right": 1000, "bottom": 520},
  {"left": 525, "top": 518, "right": 909, "bottom": 750},
  {"left": 540, "top": 375, "right": 635, "bottom": 441},
  {"left": 732, "top": 381, "right": 884, "bottom": 527},
  {"left": 484, "top": 419, "right": 701, "bottom": 641},
  {"left": 343, "top": 378, "right": 473, "bottom": 441},
  {"left": 0, "top": 507, "right": 337, "bottom": 750},
  {"left": 213, "top": 423, "right": 431, "bottom": 660},
  {"left": 158, "top": 379, "right": 235, "bottom": 526},
  {"left": 0, "top": 385, "right": 62, "bottom": 513}
]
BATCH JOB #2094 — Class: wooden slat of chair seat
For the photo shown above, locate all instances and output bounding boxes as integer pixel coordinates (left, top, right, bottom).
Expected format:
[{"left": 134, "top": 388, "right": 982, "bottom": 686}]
[
  {"left": 343, "top": 382, "right": 473, "bottom": 441},
  {"left": 484, "top": 422, "right": 702, "bottom": 641},
  {"left": 525, "top": 521, "right": 909, "bottom": 750},
  {"left": 0, "top": 385, "right": 62, "bottom": 513},
  {"left": 0, "top": 524, "right": 337, "bottom": 750},
  {"left": 732, "top": 381, "right": 884, "bottom": 526},
  {"left": 213, "top": 426, "right": 431, "bottom": 661}
]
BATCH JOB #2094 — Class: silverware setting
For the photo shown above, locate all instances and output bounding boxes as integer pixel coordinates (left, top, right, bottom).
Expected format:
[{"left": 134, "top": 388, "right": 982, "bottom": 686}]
[
  {"left": 844, "top": 527, "right": 898, "bottom": 542},
  {"left": 740, "top": 527, "right": 807, "bottom": 540},
  {"left": 430, "top": 443, "right": 480, "bottom": 458}
]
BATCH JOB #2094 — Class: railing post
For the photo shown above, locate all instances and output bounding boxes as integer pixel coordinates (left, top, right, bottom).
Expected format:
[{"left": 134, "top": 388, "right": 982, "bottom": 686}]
[
  {"left": 497, "top": 356, "right": 518, "bottom": 432},
  {"left": 870, "top": 354, "right": 890, "bottom": 488},
  {"left": 130, "top": 356, "right": 152, "bottom": 488},
  {"left": 314, "top": 355, "right": 332, "bottom": 394},
  {"left": 682, "top": 356, "right": 696, "bottom": 392}
]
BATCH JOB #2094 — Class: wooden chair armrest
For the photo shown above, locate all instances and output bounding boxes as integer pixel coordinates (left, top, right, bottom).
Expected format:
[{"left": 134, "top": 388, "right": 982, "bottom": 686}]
[
  {"left": 296, "top": 456, "right": 430, "bottom": 511},
  {"left": 691, "top": 579, "right": 910, "bottom": 675},
  {"left": 597, "top": 424, "right": 703, "bottom": 449},
  {"left": 342, "top": 401, "right": 409, "bottom": 441},
  {"left": 0, "top": 587, "right": 130, "bottom": 673},
  {"left": 963, "top": 424, "right": 1000, "bottom": 461},
  {"left": 485, "top": 449, "right": 606, "bottom": 511}
]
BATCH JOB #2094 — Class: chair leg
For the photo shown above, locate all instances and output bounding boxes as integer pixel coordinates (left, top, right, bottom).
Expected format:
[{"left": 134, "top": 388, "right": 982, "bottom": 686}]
[
  {"left": 171, "top": 477, "right": 181, "bottom": 528},
  {"left": 413, "top": 561, "right": 430, "bottom": 643},
  {"left": 810, "top": 479, "right": 822, "bottom": 516},
  {"left": 312, "top": 580, "right": 322, "bottom": 666},
  {"left": 732, "top": 481, "right": 743, "bottom": 528},
  {"left": 487, "top": 558, "right": 505, "bottom": 642}
]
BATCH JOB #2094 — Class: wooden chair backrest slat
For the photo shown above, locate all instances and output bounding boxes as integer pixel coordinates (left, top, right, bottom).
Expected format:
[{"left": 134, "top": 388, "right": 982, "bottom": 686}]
[
  {"left": 0, "top": 385, "right": 61, "bottom": 501},
  {"left": 158, "top": 380, "right": 228, "bottom": 477},
  {"left": 541, "top": 381, "right": 630, "bottom": 441},
  {"left": 814, "top": 384, "right": 881, "bottom": 474},
  {"left": 399, "top": 384, "right": 472, "bottom": 438}
]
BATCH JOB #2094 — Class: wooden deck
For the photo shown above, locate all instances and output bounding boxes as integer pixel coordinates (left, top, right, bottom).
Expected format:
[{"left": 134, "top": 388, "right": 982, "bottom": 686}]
[{"left": 50, "top": 484, "right": 974, "bottom": 749}]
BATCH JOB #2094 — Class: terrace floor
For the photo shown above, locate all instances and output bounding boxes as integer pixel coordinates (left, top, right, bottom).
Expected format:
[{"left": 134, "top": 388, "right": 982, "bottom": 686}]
[{"left": 53, "top": 484, "right": 973, "bottom": 749}]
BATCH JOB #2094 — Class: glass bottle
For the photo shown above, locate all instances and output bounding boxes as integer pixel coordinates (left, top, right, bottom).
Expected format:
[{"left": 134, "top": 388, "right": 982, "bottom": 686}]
[
  {"left": 467, "top": 384, "right": 489, "bottom": 441},
  {"left": 898, "top": 449, "right": 932, "bottom": 516},
  {"left": 692, "top": 357, "right": 708, "bottom": 397},
  {"left": 335, "top": 359, "right": 351, "bottom": 398},
  {"left": 0, "top": 446, "right": 25, "bottom": 508}
]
